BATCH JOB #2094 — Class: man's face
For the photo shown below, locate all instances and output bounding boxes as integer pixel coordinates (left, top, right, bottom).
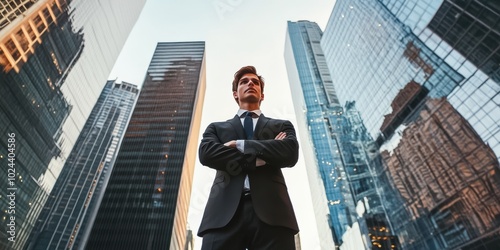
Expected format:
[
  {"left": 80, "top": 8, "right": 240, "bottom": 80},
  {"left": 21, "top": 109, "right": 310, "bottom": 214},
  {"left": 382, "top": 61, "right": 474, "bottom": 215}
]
[{"left": 233, "top": 73, "right": 264, "bottom": 105}]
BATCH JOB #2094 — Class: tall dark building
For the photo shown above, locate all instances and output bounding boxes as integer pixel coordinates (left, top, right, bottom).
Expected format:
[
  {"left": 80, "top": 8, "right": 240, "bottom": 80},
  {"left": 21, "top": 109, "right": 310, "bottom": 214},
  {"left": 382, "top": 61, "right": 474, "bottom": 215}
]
[
  {"left": 27, "top": 80, "right": 138, "bottom": 249},
  {"left": 0, "top": 1, "right": 146, "bottom": 249},
  {"left": 86, "top": 42, "right": 206, "bottom": 250},
  {"left": 321, "top": 0, "right": 500, "bottom": 249}
]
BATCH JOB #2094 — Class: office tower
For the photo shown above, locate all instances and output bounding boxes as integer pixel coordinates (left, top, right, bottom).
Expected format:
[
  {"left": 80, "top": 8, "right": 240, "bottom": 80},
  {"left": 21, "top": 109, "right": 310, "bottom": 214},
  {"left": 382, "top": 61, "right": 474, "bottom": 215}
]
[
  {"left": 284, "top": 20, "right": 343, "bottom": 250},
  {"left": 26, "top": 80, "right": 138, "bottom": 249},
  {"left": 0, "top": 1, "right": 146, "bottom": 249},
  {"left": 321, "top": 0, "right": 500, "bottom": 249},
  {"left": 86, "top": 41, "right": 206, "bottom": 250},
  {"left": 285, "top": 20, "right": 397, "bottom": 250},
  {"left": 342, "top": 102, "right": 400, "bottom": 250}
]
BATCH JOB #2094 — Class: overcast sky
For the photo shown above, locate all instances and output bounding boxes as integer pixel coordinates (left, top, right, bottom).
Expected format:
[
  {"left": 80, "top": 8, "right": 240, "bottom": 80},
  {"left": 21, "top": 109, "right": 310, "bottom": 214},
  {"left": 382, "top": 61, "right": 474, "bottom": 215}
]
[{"left": 108, "top": 1, "right": 336, "bottom": 249}]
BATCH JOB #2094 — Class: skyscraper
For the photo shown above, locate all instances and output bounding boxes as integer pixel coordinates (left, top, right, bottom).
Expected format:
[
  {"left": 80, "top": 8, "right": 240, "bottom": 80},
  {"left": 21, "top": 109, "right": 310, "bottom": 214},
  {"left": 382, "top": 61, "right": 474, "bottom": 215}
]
[
  {"left": 284, "top": 20, "right": 343, "bottom": 250},
  {"left": 285, "top": 20, "right": 397, "bottom": 250},
  {"left": 86, "top": 41, "right": 206, "bottom": 250},
  {"left": 321, "top": 0, "right": 500, "bottom": 249},
  {"left": 27, "top": 80, "right": 139, "bottom": 249},
  {"left": 0, "top": 1, "right": 146, "bottom": 249}
]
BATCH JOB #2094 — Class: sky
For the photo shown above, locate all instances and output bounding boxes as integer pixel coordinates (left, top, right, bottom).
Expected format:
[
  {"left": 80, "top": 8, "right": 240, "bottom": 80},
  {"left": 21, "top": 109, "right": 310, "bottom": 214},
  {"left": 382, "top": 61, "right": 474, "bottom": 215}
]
[{"left": 108, "top": 0, "right": 336, "bottom": 249}]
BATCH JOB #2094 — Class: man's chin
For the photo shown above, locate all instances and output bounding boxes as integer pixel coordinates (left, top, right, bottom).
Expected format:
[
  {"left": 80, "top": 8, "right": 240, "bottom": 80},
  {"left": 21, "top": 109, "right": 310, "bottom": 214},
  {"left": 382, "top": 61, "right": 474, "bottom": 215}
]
[{"left": 240, "top": 96, "right": 261, "bottom": 104}]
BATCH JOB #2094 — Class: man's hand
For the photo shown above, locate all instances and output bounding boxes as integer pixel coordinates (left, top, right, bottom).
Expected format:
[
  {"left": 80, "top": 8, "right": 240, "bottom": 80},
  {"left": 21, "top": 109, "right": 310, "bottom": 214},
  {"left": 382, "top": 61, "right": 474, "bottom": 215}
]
[
  {"left": 224, "top": 140, "right": 237, "bottom": 148},
  {"left": 275, "top": 132, "right": 286, "bottom": 140}
]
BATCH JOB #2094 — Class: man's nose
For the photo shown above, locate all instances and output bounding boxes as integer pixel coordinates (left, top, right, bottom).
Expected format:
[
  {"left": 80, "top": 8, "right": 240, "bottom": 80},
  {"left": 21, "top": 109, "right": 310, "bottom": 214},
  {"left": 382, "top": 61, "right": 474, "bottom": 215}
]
[{"left": 248, "top": 80, "right": 255, "bottom": 86}]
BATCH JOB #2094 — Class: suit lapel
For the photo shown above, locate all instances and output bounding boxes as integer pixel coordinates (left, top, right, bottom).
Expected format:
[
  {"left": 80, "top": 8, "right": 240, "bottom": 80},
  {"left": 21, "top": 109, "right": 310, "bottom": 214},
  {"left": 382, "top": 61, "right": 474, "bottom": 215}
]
[
  {"left": 229, "top": 115, "right": 246, "bottom": 139},
  {"left": 254, "top": 114, "right": 270, "bottom": 139}
]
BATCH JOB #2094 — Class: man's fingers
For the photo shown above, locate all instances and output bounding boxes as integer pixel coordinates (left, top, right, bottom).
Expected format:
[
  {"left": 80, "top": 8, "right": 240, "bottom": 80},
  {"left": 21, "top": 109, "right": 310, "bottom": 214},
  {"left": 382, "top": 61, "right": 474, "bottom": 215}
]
[
  {"left": 279, "top": 132, "right": 286, "bottom": 139},
  {"left": 224, "top": 140, "right": 237, "bottom": 148},
  {"left": 275, "top": 132, "right": 286, "bottom": 140}
]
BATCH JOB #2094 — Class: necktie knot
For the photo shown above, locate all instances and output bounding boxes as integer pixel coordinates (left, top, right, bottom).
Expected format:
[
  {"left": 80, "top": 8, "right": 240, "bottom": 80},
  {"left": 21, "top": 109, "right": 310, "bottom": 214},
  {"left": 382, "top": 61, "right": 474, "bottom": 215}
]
[
  {"left": 243, "top": 111, "right": 256, "bottom": 118},
  {"left": 243, "top": 111, "right": 255, "bottom": 139}
]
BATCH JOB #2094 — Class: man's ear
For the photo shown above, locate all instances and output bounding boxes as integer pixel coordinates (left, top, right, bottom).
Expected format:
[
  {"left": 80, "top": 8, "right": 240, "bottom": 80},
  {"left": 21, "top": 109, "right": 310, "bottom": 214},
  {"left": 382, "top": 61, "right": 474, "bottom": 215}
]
[
  {"left": 233, "top": 91, "right": 238, "bottom": 102},
  {"left": 260, "top": 93, "right": 264, "bottom": 102}
]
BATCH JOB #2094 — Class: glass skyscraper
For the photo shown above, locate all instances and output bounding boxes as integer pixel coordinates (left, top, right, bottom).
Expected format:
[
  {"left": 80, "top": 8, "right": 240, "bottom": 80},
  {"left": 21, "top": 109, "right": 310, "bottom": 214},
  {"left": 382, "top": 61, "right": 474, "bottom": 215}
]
[
  {"left": 285, "top": 20, "right": 398, "bottom": 250},
  {"left": 285, "top": 20, "right": 344, "bottom": 250},
  {"left": 86, "top": 41, "right": 206, "bottom": 250},
  {"left": 321, "top": 0, "right": 500, "bottom": 249},
  {"left": 27, "top": 80, "right": 138, "bottom": 249},
  {"left": 0, "top": 1, "right": 145, "bottom": 249}
]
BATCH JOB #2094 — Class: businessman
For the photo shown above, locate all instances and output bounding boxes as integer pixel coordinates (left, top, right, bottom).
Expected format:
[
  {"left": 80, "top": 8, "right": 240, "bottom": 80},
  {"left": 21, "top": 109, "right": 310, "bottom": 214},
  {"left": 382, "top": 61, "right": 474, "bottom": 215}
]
[{"left": 198, "top": 66, "right": 299, "bottom": 250}]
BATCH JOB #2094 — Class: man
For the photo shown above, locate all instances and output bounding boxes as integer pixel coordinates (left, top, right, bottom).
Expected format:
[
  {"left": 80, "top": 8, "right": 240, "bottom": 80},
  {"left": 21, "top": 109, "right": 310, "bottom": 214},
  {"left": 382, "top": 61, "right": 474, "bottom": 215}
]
[{"left": 198, "top": 66, "right": 299, "bottom": 250}]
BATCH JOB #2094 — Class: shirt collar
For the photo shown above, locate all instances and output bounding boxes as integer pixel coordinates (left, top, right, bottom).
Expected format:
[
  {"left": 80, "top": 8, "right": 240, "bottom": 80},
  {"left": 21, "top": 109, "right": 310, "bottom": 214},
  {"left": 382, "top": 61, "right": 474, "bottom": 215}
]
[{"left": 237, "top": 109, "right": 262, "bottom": 117}]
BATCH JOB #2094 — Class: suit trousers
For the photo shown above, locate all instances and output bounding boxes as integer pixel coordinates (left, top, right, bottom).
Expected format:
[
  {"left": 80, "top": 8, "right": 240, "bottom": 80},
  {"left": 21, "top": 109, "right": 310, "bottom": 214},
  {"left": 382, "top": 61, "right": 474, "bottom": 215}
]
[{"left": 201, "top": 194, "right": 296, "bottom": 250}]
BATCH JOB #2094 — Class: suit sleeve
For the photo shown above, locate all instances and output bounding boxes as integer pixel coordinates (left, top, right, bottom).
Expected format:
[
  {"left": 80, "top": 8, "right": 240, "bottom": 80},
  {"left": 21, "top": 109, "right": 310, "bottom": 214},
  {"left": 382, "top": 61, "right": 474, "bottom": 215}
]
[
  {"left": 198, "top": 123, "right": 256, "bottom": 172},
  {"left": 244, "top": 120, "right": 299, "bottom": 168}
]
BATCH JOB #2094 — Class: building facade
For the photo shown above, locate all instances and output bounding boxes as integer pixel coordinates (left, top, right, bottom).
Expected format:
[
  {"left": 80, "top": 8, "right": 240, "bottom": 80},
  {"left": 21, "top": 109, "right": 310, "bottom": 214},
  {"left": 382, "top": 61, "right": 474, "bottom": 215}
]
[
  {"left": 285, "top": 20, "right": 343, "bottom": 250},
  {"left": 26, "top": 80, "right": 138, "bottom": 249},
  {"left": 0, "top": 1, "right": 146, "bottom": 249},
  {"left": 321, "top": 0, "right": 500, "bottom": 249},
  {"left": 86, "top": 42, "right": 206, "bottom": 250},
  {"left": 285, "top": 20, "right": 398, "bottom": 250}
]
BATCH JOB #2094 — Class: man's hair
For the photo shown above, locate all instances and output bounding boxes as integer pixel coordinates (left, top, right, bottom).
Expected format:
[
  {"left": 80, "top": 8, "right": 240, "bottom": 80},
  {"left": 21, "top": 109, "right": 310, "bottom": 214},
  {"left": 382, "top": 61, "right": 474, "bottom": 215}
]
[{"left": 231, "top": 66, "right": 265, "bottom": 93}]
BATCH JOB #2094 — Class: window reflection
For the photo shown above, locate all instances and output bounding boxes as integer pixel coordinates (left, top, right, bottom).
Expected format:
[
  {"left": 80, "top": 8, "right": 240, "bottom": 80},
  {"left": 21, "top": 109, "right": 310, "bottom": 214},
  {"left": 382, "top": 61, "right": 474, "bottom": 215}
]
[{"left": 321, "top": 0, "right": 500, "bottom": 249}]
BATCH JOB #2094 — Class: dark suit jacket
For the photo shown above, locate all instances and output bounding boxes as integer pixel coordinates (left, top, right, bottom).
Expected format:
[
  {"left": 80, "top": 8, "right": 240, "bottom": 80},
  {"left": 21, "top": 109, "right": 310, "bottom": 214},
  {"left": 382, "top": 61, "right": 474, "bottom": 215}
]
[{"left": 197, "top": 114, "right": 299, "bottom": 237}]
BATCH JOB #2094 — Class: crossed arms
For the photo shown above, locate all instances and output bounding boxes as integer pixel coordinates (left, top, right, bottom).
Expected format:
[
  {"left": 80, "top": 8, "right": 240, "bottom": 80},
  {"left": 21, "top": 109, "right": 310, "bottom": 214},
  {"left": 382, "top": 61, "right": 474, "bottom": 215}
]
[{"left": 198, "top": 120, "right": 299, "bottom": 171}]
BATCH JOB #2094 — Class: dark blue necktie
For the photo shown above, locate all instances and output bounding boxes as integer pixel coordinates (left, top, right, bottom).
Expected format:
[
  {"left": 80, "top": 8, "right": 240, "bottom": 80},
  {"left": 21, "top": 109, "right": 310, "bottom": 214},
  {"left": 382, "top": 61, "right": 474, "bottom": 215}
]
[{"left": 243, "top": 111, "right": 254, "bottom": 139}]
